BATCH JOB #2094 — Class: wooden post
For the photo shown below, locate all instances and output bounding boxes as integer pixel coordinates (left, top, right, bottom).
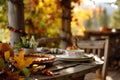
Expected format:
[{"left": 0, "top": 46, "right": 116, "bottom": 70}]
[
  {"left": 7, "top": 0, "right": 25, "bottom": 47},
  {"left": 60, "top": 0, "right": 72, "bottom": 49}
]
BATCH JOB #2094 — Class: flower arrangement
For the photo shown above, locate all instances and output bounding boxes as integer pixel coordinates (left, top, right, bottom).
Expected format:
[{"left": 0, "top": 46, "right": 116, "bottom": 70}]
[{"left": 14, "top": 35, "right": 39, "bottom": 50}]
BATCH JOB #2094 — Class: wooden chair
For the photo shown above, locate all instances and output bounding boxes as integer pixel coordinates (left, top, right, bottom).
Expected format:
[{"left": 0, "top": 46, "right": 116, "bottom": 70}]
[{"left": 75, "top": 38, "right": 109, "bottom": 80}]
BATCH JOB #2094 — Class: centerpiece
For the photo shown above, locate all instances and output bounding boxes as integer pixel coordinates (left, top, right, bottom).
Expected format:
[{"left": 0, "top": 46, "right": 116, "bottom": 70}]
[
  {"left": 0, "top": 44, "right": 55, "bottom": 80},
  {"left": 14, "top": 35, "right": 39, "bottom": 54},
  {"left": 0, "top": 43, "right": 33, "bottom": 80}
]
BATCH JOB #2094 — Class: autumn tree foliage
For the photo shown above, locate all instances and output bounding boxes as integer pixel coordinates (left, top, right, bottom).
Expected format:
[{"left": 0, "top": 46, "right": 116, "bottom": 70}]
[
  {"left": 24, "top": 0, "right": 62, "bottom": 38},
  {"left": 0, "top": 0, "right": 96, "bottom": 43},
  {"left": 0, "top": 0, "right": 10, "bottom": 42},
  {"left": 24, "top": 0, "right": 85, "bottom": 38}
]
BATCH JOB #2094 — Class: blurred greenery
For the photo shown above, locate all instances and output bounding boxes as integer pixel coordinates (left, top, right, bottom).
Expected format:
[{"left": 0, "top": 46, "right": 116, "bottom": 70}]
[
  {"left": 0, "top": 0, "right": 5, "bottom": 5},
  {"left": 0, "top": 0, "right": 9, "bottom": 43},
  {"left": 14, "top": 35, "right": 39, "bottom": 49},
  {"left": 109, "top": 0, "right": 120, "bottom": 28},
  {"left": 98, "top": 9, "right": 109, "bottom": 27}
]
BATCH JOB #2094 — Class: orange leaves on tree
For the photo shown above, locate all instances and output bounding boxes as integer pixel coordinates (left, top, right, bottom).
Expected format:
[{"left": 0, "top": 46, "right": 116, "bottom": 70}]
[
  {"left": 71, "top": 1, "right": 93, "bottom": 36},
  {"left": 24, "top": 0, "right": 61, "bottom": 38}
]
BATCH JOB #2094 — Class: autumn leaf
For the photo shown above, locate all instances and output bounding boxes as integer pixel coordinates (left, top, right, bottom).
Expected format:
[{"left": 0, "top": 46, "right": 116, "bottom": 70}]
[
  {"left": 4, "top": 51, "right": 10, "bottom": 61},
  {"left": 12, "top": 49, "right": 33, "bottom": 69}
]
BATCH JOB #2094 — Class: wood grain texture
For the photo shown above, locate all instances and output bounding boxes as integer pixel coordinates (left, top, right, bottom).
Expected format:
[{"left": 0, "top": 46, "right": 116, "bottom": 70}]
[
  {"left": 27, "top": 61, "right": 102, "bottom": 80},
  {"left": 76, "top": 38, "right": 109, "bottom": 80}
]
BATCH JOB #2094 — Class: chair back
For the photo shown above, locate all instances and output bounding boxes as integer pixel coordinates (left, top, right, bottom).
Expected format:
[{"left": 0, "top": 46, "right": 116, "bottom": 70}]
[{"left": 76, "top": 38, "right": 109, "bottom": 80}]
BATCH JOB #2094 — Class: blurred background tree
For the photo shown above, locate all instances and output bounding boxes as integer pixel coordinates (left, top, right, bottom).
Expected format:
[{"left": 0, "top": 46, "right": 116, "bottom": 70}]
[
  {"left": 0, "top": 0, "right": 10, "bottom": 42},
  {"left": 0, "top": 0, "right": 5, "bottom": 5},
  {"left": 24, "top": 0, "right": 62, "bottom": 38},
  {"left": 98, "top": 8, "right": 109, "bottom": 27},
  {"left": 84, "top": 17, "right": 92, "bottom": 30},
  {"left": 109, "top": 0, "right": 120, "bottom": 29}
]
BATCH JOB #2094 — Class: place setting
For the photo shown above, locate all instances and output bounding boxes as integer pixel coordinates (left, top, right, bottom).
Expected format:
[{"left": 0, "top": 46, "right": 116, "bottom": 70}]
[{"left": 56, "top": 49, "right": 94, "bottom": 62}]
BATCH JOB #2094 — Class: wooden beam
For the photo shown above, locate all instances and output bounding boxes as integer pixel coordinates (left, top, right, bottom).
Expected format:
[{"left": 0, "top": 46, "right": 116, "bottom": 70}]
[{"left": 60, "top": 0, "right": 72, "bottom": 49}]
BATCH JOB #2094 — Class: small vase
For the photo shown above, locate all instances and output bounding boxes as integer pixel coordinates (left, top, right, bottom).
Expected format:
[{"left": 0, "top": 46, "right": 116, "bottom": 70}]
[{"left": 23, "top": 48, "right": 35, "bottom": 54}]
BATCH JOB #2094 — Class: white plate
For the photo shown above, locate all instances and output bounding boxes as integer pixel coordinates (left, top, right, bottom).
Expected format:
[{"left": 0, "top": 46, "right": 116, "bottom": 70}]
[{"left": 56, "top": 54, "right": 93, "bottom": 61}]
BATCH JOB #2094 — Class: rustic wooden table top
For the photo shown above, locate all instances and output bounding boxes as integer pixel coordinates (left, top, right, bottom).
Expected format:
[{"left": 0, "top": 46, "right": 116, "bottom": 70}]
[{"left": 27, "top": 60, "right": 103, "bottom": 80}]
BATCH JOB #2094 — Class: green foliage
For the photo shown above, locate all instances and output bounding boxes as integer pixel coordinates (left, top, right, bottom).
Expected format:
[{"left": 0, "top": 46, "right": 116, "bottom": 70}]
[
  {"left": 98, "top": 9, "right": 109, "bottom": 27},
  {"left": 14, "top": 35, "right": 39, "bottom": 49},
  {"left": 110, "top": 11, "right": 120, "bottom": 28},
  {"left": 21, "top": 67, "right": 31, "bottom": 77},
  {"left": 109, "top": 0, "right": 120, "bottom": 28},
  {"left": 0, "top": 0, "right": 5, "bottom": 6},
  {"left": 84, "top": 17, "right": 92, "bottom": 28},
  {"left": 116, "top": 0, "right": 120, "bottom": 7},
  {"left": 0, "top": 0, "right": 9, "bottom": 42},
  {"left": 0, "top": 58, "right": 7, "bottom": 70},
  {"left": 0, "top": 0, "right": 7, "bottom": 25}
]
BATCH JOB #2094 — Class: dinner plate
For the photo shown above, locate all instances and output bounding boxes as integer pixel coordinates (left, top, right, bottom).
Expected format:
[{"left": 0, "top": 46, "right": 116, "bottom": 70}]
[{"left": 56, "top": 54, "right": 93, "bottom": 61}]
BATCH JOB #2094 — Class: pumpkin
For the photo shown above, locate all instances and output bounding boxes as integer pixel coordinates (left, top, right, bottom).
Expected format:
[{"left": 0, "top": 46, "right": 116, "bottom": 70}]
[{"left": 0, "top": 43, "right": 14, "bottom": 58}]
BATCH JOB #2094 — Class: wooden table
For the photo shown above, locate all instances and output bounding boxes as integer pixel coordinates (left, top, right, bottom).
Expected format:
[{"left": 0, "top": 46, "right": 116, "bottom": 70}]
[{"left": 27, "top": 60, "right": 102, "bottom": 80}]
